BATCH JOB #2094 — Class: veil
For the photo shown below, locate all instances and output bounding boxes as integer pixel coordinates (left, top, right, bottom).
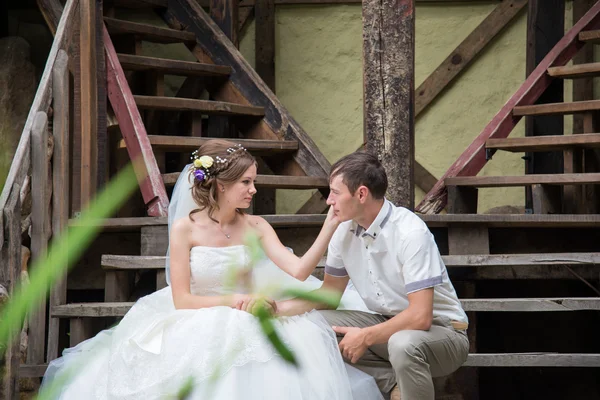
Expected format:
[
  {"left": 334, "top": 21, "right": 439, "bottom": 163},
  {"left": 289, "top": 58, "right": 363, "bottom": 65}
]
[
  {"left": 165, "top": 163, "right": 196, "bottom": 286},
  {"left": 164, "top": 163, "right": 373, "bottom": 313}
]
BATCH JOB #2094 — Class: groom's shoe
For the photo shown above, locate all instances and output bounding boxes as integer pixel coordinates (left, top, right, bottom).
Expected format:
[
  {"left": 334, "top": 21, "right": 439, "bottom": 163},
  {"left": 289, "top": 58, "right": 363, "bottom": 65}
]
[{"left": 390, "top": 385, "right": 400, "bottom": 400}]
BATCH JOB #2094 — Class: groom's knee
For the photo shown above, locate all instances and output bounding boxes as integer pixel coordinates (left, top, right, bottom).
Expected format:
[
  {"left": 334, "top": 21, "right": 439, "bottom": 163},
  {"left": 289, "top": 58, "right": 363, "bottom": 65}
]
[{"left": 387, "top": 331, "right": 427, "bottom": 373}]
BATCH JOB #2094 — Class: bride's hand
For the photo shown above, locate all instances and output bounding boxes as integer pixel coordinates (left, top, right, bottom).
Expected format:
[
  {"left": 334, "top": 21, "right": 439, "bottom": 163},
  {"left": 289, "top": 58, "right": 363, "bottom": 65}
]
[
  {"left": 324, "top": 206, "right": 341, "bottom": 231},
  {"left": 234, "top": 295, "right": 277, "bottom": 316}
]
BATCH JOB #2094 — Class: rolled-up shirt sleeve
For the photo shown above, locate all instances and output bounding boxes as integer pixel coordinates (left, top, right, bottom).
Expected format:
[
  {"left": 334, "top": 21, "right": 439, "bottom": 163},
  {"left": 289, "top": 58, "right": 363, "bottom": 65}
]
[
  {"left": 399, "top": 229, "right": 444, "bottom": 294},
  {"left": 325, "top": 229, "right": 348, "bottom": 277}
]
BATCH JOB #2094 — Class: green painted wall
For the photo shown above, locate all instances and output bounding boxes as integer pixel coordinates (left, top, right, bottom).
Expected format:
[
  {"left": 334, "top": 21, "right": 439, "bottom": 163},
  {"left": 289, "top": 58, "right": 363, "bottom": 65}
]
[{"left": 241, "top": 4, "right": 533, "bottom": 214}]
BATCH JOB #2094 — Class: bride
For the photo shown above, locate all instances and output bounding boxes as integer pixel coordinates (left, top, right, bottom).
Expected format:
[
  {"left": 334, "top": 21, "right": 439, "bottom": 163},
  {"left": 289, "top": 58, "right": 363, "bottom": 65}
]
[{"left": 42, "top": 139, "right": 384, "bottom": 399}]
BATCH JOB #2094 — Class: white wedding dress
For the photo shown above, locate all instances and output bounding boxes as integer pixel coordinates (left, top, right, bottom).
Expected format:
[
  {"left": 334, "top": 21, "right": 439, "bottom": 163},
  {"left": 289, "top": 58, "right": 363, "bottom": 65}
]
[{"left": 42, "top": 245, "right": 384, "bottom": 400}]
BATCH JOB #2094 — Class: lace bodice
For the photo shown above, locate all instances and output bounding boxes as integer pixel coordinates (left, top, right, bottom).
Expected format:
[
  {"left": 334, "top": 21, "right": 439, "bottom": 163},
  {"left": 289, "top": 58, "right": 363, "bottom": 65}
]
[{"left": 189, "top": 245, "right": 251, "bottom": 296}]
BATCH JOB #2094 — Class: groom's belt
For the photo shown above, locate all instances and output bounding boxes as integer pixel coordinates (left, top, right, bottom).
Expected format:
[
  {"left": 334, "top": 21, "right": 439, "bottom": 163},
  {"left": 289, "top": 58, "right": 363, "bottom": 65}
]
[{"left": 450, "top": 320, "right": 469, "bottom": 331}]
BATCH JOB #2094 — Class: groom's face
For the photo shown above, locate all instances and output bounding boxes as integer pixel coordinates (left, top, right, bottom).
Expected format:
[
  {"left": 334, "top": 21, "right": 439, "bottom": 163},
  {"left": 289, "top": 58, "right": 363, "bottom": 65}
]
[{"left": 327, "top": 175, "right": 360, "bottom": 222}]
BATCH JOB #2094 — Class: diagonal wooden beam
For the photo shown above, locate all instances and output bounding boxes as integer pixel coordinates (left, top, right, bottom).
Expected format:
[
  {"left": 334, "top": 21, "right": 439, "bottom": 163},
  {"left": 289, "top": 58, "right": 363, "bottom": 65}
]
[
  {"left": 416, "top": 1, "right": 600, "bottom": 214},
  {"left": 416, "top": 0, "right": 528, "bottom": 115}
]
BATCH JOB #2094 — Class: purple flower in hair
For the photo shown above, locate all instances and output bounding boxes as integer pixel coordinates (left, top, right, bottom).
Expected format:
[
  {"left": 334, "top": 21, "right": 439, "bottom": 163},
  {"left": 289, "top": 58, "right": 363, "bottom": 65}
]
[{"left": 194, "top": 168, "right": 206, "bottom": 182}]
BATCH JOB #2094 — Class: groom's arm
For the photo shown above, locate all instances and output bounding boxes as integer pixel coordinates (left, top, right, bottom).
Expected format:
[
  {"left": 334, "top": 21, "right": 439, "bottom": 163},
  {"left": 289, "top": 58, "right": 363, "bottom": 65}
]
[{"left": 276, "top": 274, "right": 349, "bottom": 316}]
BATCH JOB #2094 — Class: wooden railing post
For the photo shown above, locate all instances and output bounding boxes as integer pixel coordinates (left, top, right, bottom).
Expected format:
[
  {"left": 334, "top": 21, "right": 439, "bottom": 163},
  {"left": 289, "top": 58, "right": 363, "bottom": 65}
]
[
  {"left": 1, "top": 184, "right": 23, "bottom": 400},
  {"left": 47, "top": 50, "right": 70, "bottom": 362},
  {"left": 27, "top": 112, "right": 51, "bottom": 367}
]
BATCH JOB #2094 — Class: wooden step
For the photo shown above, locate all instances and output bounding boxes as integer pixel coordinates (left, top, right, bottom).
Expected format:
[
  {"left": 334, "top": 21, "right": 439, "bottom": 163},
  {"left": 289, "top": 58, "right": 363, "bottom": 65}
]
[
  {"left": 103, "top": 252, "right": 600, "bottom": 270},
  {"left": 104, "top": 17, "right": 196, "bottom": 44},
  {"left": 579, "top": 29, "right": 600, "bottom": 44},
  {"left": 547, "top": 62, "right": 600, "bottom": 79},
  {"left": 21, "top": 353, "right": 600, "bottom": 377},
  {"left": 460, "top": 298, "right": 600, "bottom": 312},
  {"left": 51, "top": 297, "right": 600, "bottom": 318},
  {"left": 486, "top": 133, "right": 600, "bottom": 153},
  {"left": 513, "top": 100, "right": 600, "bottom": 117},
  {"left": 162, "top": 173, "right": 329, "bottom": 189},
  {"left": 117, "top": 54, "right": 231, "bottom": 77},
  {"left": 445, "top": 173, "right": 600, "bottom": 188},
  {"left": 69, "top": 214, "right": 600, "bottom": 232},
  {"left": 465, "top": 353, "right": 600, "bottom": 367},
  {"left": 134, "top": 96, "right": 265, "bottom": 117},
  {"left": 69, "top": 214, "right": 327, "bottom": 231},
  {"left": 102, "top": 254, "right": 327, "bottom": 270},
  {"left": 118, "top": 136, "right": 298, "bottom": 155},
  {"left": 113, "top": 0, "right": 167, "bottom": 8}
]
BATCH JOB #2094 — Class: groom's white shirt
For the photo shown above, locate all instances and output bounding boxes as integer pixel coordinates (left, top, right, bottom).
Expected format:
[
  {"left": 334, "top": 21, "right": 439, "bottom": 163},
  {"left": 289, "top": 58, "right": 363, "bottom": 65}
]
[{"left": 325, "top": 199, "right": 468, "bottom": 324}]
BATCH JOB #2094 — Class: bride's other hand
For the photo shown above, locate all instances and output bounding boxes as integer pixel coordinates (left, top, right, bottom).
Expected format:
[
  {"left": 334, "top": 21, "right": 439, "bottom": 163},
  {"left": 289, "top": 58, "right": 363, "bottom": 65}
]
[{"left": 234, "top": 294, "right": 277, "bottom": 315}]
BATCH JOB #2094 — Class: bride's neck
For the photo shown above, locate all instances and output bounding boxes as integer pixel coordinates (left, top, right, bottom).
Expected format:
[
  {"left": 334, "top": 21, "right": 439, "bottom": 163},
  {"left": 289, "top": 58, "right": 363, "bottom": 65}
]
[{"left": 212, "top": 206, "right": 238, "bottom": 226}]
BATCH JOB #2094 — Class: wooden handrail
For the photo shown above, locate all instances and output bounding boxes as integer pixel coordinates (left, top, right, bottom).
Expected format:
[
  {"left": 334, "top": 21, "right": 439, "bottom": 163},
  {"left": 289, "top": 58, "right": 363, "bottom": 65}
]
[{"left": 0, "top": 0, "right": 79, "bottom": 240}]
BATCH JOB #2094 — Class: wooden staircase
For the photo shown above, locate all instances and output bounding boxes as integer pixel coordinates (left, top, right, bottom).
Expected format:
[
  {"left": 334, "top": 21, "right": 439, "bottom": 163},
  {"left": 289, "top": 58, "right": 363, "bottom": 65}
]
[{"left": 2, "top": 0, "right": 599, "bottom": 399}]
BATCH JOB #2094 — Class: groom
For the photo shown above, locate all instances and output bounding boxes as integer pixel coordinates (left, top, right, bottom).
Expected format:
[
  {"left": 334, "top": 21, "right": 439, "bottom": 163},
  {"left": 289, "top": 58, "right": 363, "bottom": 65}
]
[{"left": 277, "top": 152, "right": 469, "bottom": 400}]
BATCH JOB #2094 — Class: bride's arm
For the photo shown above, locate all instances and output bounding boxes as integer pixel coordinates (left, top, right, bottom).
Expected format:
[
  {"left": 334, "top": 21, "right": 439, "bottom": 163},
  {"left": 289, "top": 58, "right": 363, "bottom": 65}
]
[
  {"left": 250, "top": 207, "right": 340, "bottom": 281},
  {"left": 169, "top": 218, "right": 247, "bottom": 309},
  {"left": 276, "top": 274, "right": 349, "bottom": 316}
]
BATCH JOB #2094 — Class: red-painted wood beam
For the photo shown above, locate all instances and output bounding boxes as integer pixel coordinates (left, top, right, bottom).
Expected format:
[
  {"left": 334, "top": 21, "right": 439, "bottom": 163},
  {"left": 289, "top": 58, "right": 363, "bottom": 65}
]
[{"left": 104, "top": 25, "right": 169, "bottom": 217}]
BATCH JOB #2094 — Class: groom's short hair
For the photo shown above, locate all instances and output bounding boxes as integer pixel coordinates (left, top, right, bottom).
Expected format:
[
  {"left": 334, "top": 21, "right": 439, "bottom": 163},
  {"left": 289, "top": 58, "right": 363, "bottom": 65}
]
[{"left": 330, "top": 152, "right": 388, "bottom": 199}]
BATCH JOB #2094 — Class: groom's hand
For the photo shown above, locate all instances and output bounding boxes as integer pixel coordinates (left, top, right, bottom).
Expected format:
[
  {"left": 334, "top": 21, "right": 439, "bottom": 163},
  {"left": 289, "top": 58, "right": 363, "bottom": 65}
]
[
  {"left": 333, "top": 326, "right": 369, "bottom": 364},
  {"left": 236, "top": 295, "right": 277, "bottom": 316}
]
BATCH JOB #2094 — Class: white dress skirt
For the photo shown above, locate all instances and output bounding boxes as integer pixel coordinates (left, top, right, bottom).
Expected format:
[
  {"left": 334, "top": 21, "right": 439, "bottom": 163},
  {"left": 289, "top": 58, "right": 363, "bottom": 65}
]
[{"left": 42, "top": 245, "right": 384, "bottom": 400}]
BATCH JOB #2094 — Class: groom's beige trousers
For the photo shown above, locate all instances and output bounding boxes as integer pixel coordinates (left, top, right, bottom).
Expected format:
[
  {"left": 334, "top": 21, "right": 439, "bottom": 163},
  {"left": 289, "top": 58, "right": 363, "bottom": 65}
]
[{"left": 319, "top": 310, "right": 469, "bottom": 400}]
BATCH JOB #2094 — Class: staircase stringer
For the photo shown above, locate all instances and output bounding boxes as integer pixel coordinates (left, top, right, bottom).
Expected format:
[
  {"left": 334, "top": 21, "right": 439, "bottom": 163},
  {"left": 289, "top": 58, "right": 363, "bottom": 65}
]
[
  {"left": 163, "top": 0, "right": 332, "bottom": 180},
  {"left": 416, "top": 1, "right": 600, "bottom": 215}
]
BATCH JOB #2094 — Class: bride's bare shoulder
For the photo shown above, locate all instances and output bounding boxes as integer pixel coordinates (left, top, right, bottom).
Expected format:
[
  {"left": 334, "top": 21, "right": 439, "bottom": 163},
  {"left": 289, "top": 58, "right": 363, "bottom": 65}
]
[{"left": 243, "top": 214, "right": 270, "bottom": 232}]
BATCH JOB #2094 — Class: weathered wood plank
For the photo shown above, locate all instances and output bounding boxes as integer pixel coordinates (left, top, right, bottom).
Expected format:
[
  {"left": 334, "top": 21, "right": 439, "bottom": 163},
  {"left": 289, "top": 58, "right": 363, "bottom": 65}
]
[
  {"left": 119, "top": 135, "right": 298, "bottom": 154},
  {"left": 162, "top": 172, "right": 328, "bottom": 188},
  {"left": 464, "top": 353, "right": 600, "bottom": 367},
  {"left": 446, "top": 173, "right": 600, "bottom": 187},
  {"left": 416, "top": 2, "right": 600, "bottom": 214},
  {"left": 547, "top": 62, "right": 600, "bottom": 79},
  {"left": 104, "top": 25, "right": 170, "bottom": 216},
  {"left": 104, "top": 17, "right": 196, "bottom": 43},
  {"left": 134, "top": 95, "right": 265, "bottom": 116},
  {"left": 80, "top": 0, "right": 98, "bottom": 207},
  {"left": 531, "top": 183, "right": 561, "bottom": 214},
  {"left": 514, "top": 100, "right": 600, "bottom": 116},
  {"left": 28, "top": 112, "right": 50, "bottom": 366},
  {"left": 69, "top": 318, "right": 93, "bottom": 346},
  {"left": 462, "top": 298, "right": 600, "bottom": 312},
  {"left": 165, "top": 0, "right": 332, "bottom": 179},
  {"left": 444, "top": 252, "right": 600, "bottom": 266},
  {"left": 113, "top": 0, "right": 168, "bottom": 7},
  {"left": 363, "top": 0, "right": 414, "bottom": 208},
  {"left": 486, "top": 133, "right": 600, "bottom": 152},
  {"left": 53, "top": 302, "right": 135, "bottom": 317},
  {"left": 239, "top": 6, "right": 254, "bottom": 33},
  {"left": 1, "top": 185, "right": 22, "bottom": 400},
  {"left": 47, "top": 50, "right": 70, "bottom": 362},
  {"left": 416, "top": 0, "right": 527, "bottom": 116},
  {"left": 18, "top": 364, "right": 49, "bottom": 378},
  {"left": 118, "top": 54, "right": 231, "bottom": 76},
  {"left": 578, "top": 29, "right": 600, "bottom": 43}
]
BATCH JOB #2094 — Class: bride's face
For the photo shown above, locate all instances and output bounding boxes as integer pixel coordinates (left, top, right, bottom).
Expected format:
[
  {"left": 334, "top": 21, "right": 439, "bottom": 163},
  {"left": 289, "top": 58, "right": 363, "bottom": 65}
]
[{"left": 220, "top": 164, "right": 258, "bottom": 209}]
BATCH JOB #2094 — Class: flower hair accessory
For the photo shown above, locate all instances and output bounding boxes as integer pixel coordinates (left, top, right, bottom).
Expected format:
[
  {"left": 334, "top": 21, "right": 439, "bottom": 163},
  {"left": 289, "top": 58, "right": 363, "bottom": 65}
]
[{"left": 190, "top": 144, "right": 247, "bottom": 182}]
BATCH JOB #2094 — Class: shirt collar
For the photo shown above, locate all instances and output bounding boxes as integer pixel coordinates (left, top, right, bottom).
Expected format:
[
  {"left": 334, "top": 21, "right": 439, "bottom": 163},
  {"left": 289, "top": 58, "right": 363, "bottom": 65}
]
[{"left": 349, "top": 199, "right": 392, "bottom": 239}]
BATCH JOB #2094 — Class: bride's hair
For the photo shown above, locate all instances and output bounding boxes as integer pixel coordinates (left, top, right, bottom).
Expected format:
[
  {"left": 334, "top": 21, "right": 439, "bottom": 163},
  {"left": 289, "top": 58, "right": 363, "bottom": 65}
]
[{"left": 188, "top": 139, "right": 257, "bottom": 222}]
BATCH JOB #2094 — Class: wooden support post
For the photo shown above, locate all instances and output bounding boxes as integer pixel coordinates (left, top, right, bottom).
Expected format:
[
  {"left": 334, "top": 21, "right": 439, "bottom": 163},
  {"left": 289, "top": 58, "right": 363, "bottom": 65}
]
[
  {"left": 28, "top": 112, "right": 50, "bottom": 367},
  {"left": 363, "top": 0, "right": 414, "bottom": 209},
  {"left": 447, "top": 186, "right": 478, "bottom": 214},
  {"left": 210, "top": 0, "right": 239, "bottom": 47},
  {"left": 96, "top": 0, "right": 108, "bottom": 189},
  {"left": 1, "top": 185, "right": 22, "bottom": 400},
  {"left": 573, "top": 0, "right": 599, "bottom": 214},
  {"left": 447, "top": 224, "right": 488, "bottom": 400},
  {"left": 525, "top": 0, "right": 565, "bottom": 211},
  {"left": 208, "top": 0, "right": 239, "bottom": 140},
  {"left": 141, "top": 226, "right": 168, "bottom": 290},
  {"left": 532, "top": 183, "right": 561, "bottom": 214},
  {"left": 255, "top": 0, "right": 275, "bottom": 92},
  {"left": 80, "top": 0, "right": 98, "bottom": 207},
  {"left": 47, "top": 50, "right": 70, "bottom": 362},
  {"left": 69, "top": 318, "right": 93, "bottom": 347},
  {"left": 72, "top": 3, "right": 82, "bottom": 215}
]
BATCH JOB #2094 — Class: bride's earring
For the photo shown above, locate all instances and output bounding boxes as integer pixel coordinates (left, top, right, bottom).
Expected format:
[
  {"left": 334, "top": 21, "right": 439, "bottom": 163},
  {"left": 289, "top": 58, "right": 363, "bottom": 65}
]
[{"left": 221, "top": 187, "right": 225, "bottom": 192}]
